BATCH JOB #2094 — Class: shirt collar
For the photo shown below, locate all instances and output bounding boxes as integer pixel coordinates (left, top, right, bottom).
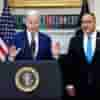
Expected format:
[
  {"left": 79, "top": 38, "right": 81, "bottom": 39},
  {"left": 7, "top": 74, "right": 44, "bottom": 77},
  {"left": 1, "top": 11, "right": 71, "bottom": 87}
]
[
  {"left": 84, "top": 31, "right": 97, "bottom": 38},
  {"left": 26, "top": 31, "right": 39, "bottom": 45},
  {"left": 27, "top": 31, "right": 39, "bottom": 38},
  {"left": 91, "top": 31, "right": 97, "bottom": 38}
]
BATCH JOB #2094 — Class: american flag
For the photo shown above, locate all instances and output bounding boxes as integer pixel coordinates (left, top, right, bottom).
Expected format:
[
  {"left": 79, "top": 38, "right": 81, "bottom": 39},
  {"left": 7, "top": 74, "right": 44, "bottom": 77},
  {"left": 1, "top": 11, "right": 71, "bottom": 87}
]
[
  {"left": 0, "top": 38, "right": 8, "bottom": 61},
  {"left": 0, "top": 0, "right": 16, "bottom": 62},
  {"left": 77, "top": 0, "right": 90, "bottom": 26}
]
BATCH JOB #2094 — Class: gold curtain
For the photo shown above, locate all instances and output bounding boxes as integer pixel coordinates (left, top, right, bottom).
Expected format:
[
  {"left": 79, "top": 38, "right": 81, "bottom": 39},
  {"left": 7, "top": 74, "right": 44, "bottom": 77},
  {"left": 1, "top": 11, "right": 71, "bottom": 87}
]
[{"left": 8, "top": 0, "right": 81, "bottom": 8}]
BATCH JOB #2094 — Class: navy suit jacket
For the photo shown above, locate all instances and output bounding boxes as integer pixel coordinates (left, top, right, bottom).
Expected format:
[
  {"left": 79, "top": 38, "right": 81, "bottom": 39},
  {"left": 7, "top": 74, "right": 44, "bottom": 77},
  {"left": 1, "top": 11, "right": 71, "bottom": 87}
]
[{"left": 15, "top": 31, "right": 53, "bottom": 60}]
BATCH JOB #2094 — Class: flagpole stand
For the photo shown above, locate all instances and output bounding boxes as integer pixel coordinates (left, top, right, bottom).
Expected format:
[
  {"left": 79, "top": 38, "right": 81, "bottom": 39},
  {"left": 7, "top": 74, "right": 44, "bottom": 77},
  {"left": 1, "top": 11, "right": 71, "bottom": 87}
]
[{"left": 94, "top": 0, "right": 100, "bottom": 31}]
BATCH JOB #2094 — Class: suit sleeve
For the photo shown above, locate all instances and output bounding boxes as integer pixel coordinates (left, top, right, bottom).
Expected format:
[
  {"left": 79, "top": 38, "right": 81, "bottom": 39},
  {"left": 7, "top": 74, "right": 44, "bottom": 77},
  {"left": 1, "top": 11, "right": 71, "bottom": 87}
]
[
  {"left": 42, "top": 34, "right": 53, "bottom": 60},
  {"left": 15, "top": 33, "right": 25, "bottom": 49},
  {"left": 66, "top": 38, "right": 76, "bottom": 64},
  {"left": 58, "top": 37, "right": 79, "bottom": 93},
  {"left": 46, "top": 37, "right": 53, "bottom": 60}
]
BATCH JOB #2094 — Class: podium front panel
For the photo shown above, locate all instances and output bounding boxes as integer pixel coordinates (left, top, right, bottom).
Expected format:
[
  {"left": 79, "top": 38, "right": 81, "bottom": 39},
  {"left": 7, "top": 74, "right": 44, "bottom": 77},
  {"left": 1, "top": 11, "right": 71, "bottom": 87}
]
[{"left": 0, "top": 61, "right": 63, "bottom": 99}]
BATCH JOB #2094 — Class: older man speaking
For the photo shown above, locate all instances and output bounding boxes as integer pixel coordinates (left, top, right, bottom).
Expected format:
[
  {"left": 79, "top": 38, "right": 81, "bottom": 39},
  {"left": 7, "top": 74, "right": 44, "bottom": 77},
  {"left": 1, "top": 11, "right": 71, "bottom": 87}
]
[{"left": 15, "top": 10, "right": 57, "bottom": 60}]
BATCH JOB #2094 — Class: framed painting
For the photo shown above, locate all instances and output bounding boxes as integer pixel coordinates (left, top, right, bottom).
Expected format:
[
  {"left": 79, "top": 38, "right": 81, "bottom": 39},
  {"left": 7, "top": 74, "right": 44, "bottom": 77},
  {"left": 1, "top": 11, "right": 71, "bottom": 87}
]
[{"left": 8, "top": 0, "right": 81, "bottom": 8}]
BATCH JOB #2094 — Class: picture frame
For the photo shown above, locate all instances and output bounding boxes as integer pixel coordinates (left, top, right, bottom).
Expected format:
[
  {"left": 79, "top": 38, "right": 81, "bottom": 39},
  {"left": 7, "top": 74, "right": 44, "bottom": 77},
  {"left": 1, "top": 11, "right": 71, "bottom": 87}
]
[{"left": 8, "top": 0, "right": 81, "bottom": 8}]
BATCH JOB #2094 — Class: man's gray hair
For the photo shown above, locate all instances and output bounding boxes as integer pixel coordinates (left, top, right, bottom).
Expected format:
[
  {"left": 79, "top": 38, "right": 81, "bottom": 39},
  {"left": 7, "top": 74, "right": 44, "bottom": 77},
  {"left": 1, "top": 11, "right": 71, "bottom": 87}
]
[
  {"left": 25, "top": 10, "right": 40, "bottom": 17},
  {"left": 23, "top": 10, "right": 40, "bottom": 24}
]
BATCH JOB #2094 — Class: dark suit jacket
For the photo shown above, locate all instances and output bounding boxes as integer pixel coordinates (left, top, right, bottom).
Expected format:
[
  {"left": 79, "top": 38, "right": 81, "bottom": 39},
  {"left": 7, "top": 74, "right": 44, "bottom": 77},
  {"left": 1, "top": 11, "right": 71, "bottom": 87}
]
[
  {"left": 58, "top": 32, "right": 100, "bottom": 96},
  {"left": 15, "top": 31, "right": 53, "bottom": 60},
  {"left": 75, "top": 29, "right": 83, "bottom": 37}
]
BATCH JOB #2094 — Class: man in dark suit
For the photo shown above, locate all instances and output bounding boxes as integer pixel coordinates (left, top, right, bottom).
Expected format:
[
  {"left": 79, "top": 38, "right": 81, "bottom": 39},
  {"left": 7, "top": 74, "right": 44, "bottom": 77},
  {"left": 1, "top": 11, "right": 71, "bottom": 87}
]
[
  {"left": 58, "top": 13, "right": 100, "bottom": 96},
  {"left": 15, "top": 10, "right": 53, "bottom": 60}
]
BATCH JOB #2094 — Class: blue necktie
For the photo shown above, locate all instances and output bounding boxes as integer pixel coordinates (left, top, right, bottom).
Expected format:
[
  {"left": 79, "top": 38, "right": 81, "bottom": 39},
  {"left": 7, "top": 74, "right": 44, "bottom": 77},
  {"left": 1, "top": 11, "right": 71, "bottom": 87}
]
[{"left": 86, "top": 35, "right": 93, "bottom": 63}]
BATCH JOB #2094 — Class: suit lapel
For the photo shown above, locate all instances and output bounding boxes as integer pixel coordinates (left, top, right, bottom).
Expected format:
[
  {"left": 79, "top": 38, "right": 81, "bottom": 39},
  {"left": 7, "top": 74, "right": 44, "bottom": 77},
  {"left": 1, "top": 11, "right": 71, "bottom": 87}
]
[
  {"left": 24, "top": 31, "right": 29, "bottom": 47},
  {"left": 81, "top": 32, "right": 100, "bottom": 64},
  {"left": 24, "top": 31, "right": 33, "bottom": 59},
  {"left": 79, "top": 35, "right": 88, "bottom": 63},
  {"left": 35, "top": 32, "right": 40, "bottom": 59},
  {"left": 92, "top": 32, "right": 100, "bottom": 63},
  {"left": 79, "top": 34, "right": 94, "bottom": 63},
  {"left": 95, "top": 32, "right": 100, "bottom": 51},
  {"left": 36, "top": 32, "right": 42, "bottom": 59},
  {"left": 37, "top": 32, "right": 44, "bottom": 58}
]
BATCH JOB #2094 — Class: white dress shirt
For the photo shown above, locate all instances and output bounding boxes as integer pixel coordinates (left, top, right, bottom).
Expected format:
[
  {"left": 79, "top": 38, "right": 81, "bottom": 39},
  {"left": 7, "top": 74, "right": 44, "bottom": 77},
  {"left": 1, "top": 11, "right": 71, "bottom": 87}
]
[
  {"left": 83, "top": 32, "right": 97, "bottom": 56},
  {"left": 27, "top": 31, "right": 39, "bottom": 58}
]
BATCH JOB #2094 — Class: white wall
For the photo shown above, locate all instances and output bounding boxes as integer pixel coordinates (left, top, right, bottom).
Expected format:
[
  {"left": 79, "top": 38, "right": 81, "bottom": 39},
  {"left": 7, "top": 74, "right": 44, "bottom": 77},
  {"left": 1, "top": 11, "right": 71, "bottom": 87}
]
[
  {"left": 87, "top": 0, "right": 100, "bottom": 31},
  {"left": 11, "top": 8, "right": 80, "bottom": 15},
  {"left": 0, "top": 0, "right": 3, "bottom": 15},
  {"left": 88, "top": 0, "right": 95, "bottom": 13},
  {"left": 94, "top": 0, "right": 100, "bottom": 31}
]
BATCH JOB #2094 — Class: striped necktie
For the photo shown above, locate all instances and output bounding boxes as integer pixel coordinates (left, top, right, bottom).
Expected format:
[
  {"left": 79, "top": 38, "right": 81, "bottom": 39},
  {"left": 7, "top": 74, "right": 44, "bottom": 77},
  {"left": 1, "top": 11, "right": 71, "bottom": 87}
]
[{"left": 31, "top": 33, "right": 35, "bottom": 58}]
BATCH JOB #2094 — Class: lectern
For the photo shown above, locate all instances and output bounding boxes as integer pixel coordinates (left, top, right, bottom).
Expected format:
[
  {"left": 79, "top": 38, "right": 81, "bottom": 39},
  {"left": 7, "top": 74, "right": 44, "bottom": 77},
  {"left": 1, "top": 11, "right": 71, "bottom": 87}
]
[{"left": 0, "top": 60, "right": 63, "bottom": 99}]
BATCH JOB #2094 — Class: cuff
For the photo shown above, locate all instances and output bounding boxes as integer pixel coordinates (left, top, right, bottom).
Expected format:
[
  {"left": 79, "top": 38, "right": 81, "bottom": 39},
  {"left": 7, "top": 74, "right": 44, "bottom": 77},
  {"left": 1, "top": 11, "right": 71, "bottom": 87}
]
[
  {"left": 53, "top": 55, "right": 59, "bottom": 60},
  {"left": 66, "top": 85, "right": 74, "bottom": 89},
  {"left": 8, "top": 56, "right": 14, "bottom": 62}
]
